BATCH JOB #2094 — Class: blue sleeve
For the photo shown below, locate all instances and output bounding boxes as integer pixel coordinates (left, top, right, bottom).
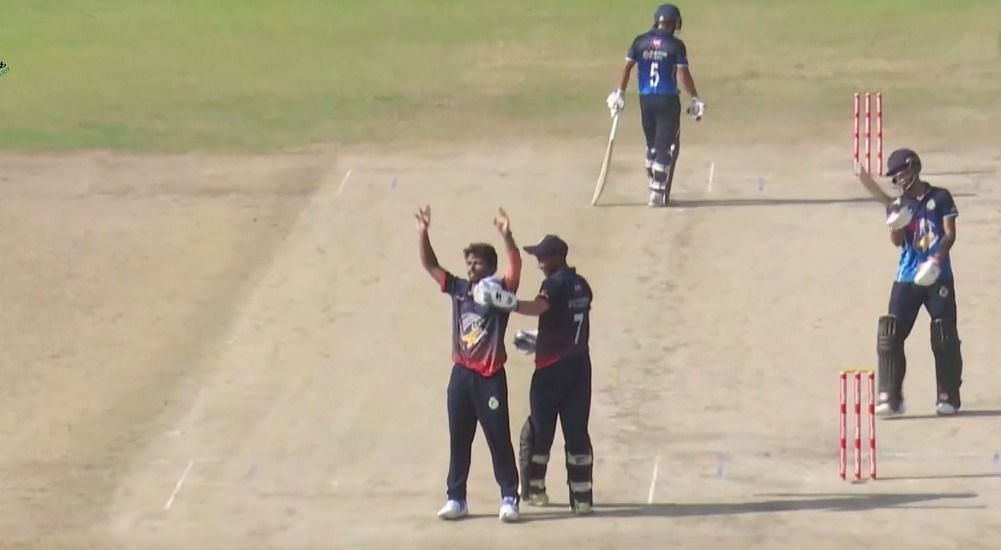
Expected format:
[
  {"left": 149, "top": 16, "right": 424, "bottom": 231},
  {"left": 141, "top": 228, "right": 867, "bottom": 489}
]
[
  {"left": 937, "top": 190, "right": 958, "bottom": 218},
  {"left": 626, "top": 38, "right": 639, "bottom": 61},
  {"left": 675, "top": 39, "right": 689, "bottom": 67}
]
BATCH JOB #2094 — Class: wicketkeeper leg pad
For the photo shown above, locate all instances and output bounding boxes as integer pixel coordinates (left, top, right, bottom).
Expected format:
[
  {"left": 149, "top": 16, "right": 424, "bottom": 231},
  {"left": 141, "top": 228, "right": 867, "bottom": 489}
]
[
  {"left": 565, "top": 448, "right": 593, "bottom": 511},
  {"left": 519, "top": 417, "right": 548, "bottom": 499}
]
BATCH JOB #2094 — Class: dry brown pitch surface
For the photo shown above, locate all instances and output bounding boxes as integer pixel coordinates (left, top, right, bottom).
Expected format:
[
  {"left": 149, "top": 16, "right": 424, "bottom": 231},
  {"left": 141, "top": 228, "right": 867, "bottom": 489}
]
[{"left": 2, "top": 128, "right": 1000, "bottom": 548}]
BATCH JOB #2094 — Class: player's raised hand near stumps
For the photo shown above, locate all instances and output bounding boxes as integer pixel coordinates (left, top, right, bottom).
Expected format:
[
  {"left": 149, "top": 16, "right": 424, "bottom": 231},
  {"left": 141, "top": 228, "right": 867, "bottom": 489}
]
[{"left": 415, "top": 205, "right": 431, "bottom": 233}]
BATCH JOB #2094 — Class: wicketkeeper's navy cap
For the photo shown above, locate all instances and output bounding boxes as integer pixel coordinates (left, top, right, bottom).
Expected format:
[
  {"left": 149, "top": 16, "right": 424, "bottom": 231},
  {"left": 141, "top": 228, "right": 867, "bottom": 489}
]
[
  {"left": 523, "top": 234, "right": 568, "bottom": 258},
  {"left": 885, "top": 148, "right": 921, "bottom": 176}
]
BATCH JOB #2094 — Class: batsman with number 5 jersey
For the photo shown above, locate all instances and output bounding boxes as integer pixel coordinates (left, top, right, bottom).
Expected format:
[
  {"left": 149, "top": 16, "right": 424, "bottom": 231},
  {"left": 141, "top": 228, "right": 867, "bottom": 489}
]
[
  {"left": 473, "top": 234, "right": 596, "bottom": 515},
  {"left": 606, "top": 3, "right": 704, "bottom": 207}
]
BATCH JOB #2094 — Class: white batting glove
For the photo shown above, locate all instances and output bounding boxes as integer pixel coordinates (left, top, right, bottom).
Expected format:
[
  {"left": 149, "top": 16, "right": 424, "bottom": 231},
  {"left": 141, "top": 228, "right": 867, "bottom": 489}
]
[
  {"left": 914, "top": 258, "right": 941, "bottom": 286},
  {"left": 606, "top": 89, "right": 625, "bottom": 117},
  {"left": 686, "top": 96, "right": 705, "bottom": 120},
  {"left": 885, "top": 205, "right": 914, "bottom": 231}
]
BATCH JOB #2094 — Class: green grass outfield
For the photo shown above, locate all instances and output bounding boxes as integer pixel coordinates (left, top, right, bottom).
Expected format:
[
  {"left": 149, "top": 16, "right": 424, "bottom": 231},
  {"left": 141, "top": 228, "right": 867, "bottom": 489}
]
[{"left": 2, "top": 0, "right": 999, "bottom": 152}]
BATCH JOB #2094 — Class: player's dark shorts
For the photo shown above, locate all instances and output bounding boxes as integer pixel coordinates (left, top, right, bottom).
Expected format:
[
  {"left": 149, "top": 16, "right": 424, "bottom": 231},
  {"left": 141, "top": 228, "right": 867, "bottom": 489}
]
[{"left": 639, "top": 93, "right": 682, "bottom": 154}]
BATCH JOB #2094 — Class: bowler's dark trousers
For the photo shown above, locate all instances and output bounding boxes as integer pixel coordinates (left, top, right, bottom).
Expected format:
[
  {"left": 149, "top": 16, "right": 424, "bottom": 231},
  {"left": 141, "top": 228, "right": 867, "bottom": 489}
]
[{"left": 446, "top": 365, "right": 519, "bottom": 501}]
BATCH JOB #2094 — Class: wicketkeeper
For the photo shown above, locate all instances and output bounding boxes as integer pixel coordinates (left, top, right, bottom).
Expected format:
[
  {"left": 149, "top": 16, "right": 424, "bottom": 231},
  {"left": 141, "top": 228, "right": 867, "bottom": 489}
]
[
  {"left": 606, "top": 3, "right": 705, "bottom": 207},
  {"left": 474, "top": 235, "right": 596, "bottom": 515},
  {"left": 875, "top": 149, "right": 964, "bottom": 416}
]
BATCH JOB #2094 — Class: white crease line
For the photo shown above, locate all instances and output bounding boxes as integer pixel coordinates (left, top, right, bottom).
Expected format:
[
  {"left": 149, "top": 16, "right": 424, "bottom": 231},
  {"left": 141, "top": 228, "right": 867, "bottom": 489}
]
[
  {"left": 164, "top": 460, "right": 194, "bottom": 511},
  {"left": 647, "top": 455, "right": 660, "bottom": 504},
  {"left": 336, "top": 169, "right": 353, "bottom": 195},
  {"left": 707, "top": 161, "right": 715, "bottom": 192}
]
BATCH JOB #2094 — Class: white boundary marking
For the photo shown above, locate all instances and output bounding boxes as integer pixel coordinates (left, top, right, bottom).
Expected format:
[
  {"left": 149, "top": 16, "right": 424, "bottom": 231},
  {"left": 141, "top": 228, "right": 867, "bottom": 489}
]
[
  {"left": 336, "top": 169, "right": 353, "bottom": 195},
  {"left": 164, "top": 460, "right": 194, "bottom": 510},
  {"left": 647, "top": 455, "right": 660, "bottom": 504}
]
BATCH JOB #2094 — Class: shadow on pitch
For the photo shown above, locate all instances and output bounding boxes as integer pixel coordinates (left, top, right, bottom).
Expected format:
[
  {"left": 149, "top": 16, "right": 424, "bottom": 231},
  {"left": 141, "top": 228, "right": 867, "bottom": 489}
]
[
  {"left": 923, "top": 169, "right": 998, "bottom": 176},
  {"left": 878, "top": 473, "right": 1001, "bottom": 481},
  {"left": 595, "top": 192, "right": 977, "bottom": 209},
  {"left": 520, "top": 491, "right": 978, "bottom": 522},
  {"left": 883, "top": 409, "right": 1001, "bottom": 421},
  {"left": 596, "top": 197, "right": 875, "bottom": 208}
]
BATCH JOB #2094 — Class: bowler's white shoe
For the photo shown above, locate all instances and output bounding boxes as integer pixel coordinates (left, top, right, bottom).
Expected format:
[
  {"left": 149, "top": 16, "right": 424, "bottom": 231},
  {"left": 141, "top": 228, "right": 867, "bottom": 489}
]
[
  {"left": 935, "top": 402, "right": 958, "bottom": 415},
  {"left": 437, "top": 499, "right": 468, "bottom": 520},
  {"left": 499, "top": 496, "right": 520, "bottom": 522}
]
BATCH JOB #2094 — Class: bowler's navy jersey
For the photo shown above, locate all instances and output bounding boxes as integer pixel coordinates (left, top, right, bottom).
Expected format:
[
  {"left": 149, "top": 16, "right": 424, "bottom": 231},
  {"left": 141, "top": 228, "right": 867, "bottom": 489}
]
[
  {"left": 888, "top": 186, "right": 959, "bottom": 283},
  {"left": 534, "top": 267, "right": 593, "bottom": 368},
  {"left": 626, "top": 29, "right": 688, "bottom": 95},
  {"left": 442, "top": 273, "right": 510, "bottom": 377}
]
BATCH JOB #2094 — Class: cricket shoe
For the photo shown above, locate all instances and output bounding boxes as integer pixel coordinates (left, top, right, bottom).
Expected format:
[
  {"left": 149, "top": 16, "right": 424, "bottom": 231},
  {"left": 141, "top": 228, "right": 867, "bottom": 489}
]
[
  {"left": 935, "top": 401, "right": 959, "bottom": 415},
  {"left": 437, "top": 499, "right": 468, "bottom": 520},
  {"left": 523, "top": 491, "right": 549, "bottom": 507},
  {"left": 875, "top": 400, "right": 905, "bottom": 417},
  {"left": 498, "top": 496, "right": 520, "bottom": 523},
  {"left": 572, "top": 499, "right": 593, "bottom": 515}
]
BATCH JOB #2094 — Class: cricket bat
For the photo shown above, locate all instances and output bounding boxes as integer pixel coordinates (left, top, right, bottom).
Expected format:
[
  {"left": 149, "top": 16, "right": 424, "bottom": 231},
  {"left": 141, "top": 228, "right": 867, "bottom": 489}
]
[
  {"left": 591, "top": 112, "right": 621, "bottom": 206},
  {"left": 857, "top": 169, "right": 894, "bottom": 206}
]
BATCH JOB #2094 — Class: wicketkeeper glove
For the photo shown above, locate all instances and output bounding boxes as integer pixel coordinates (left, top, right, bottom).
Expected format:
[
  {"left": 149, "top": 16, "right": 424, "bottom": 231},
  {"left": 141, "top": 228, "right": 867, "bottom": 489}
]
[
  {"left": 513, "top": 330, "right": 538, "bottom": 354},
  {"left": 473, "top": 279, "right": 518, "bottom": 312}
]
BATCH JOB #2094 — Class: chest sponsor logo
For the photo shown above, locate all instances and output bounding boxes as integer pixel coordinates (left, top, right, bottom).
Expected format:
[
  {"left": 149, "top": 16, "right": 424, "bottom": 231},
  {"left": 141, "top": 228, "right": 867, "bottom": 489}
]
[
  {"left": 460, "top": 312, "right": 488, "bottom": 349},
  {"left": 915, "top": 218, "right": 939, "bottom": 252}
]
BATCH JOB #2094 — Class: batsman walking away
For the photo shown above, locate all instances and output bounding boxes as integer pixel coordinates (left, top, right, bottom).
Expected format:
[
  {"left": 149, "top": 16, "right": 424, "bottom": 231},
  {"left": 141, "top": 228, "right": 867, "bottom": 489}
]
[{"left": 606, "top": 3, "right": 705, "bottom": 207}]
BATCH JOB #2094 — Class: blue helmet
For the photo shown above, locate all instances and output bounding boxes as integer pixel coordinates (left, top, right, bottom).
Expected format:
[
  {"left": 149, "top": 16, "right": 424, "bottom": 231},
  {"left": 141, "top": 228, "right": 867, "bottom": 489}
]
[{"left": 653, "top": 4, "right": 682, "bottom": 30}]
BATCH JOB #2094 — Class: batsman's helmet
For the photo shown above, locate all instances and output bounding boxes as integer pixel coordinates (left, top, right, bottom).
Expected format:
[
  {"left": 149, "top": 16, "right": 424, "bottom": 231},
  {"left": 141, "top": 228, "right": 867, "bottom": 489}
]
[
  {"left": 885, "top": 148, "right": 921, "bottom": 177},
  {"left": 885, "top": 148, "right": 922, "bottom": 188},
  {"left": 653, "top": 4, "right": 682, "bottom": 30}
]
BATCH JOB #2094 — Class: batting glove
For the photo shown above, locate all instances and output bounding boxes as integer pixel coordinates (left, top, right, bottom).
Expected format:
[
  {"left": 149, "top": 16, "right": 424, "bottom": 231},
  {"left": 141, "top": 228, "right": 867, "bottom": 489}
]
[
  {"left": 686, "top": 96, "right": 705, "bottom": 120},
  {"left": 606, "top": 89, "right": 625, "bottom": 117}
]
